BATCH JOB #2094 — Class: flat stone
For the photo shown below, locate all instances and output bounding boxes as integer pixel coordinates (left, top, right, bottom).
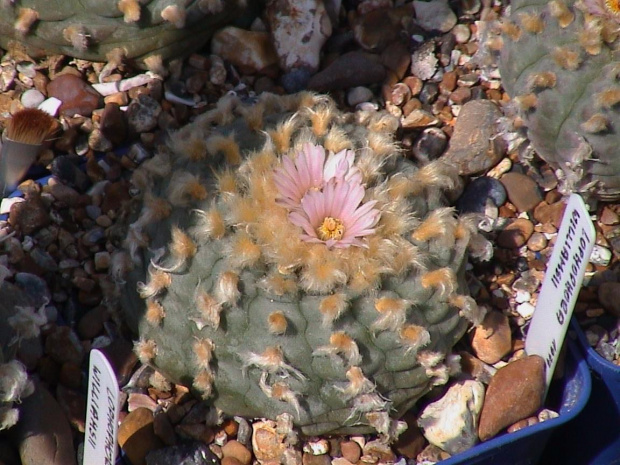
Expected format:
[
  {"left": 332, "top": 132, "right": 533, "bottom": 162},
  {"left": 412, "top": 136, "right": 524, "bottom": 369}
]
[
  {"left": 222, "top": 440, "right": 252, "bottom": 465},
  {"left": 441, "top": 100, "right": 505, "bottom": 175},
  {"left": 497, "top": 218, "right": 535, "bottom": 249},
  {"left": 418, "top": 380, "right": 485, "bottom": 455},
  {"left": 500, "top": 172, "right": 543, "bottom": 212},
  {"left": 478, "top": 355, "right": 546, "bottom": 441},
  {"left": 410, "top": 41, "right": 438, "bottom": 81},
  {"left": 47, "top": 73, "right": 101, "bottom": 117},
  {"left": 470, "top": 310, "right": 512, "bottom": 364},
  {"left": 308, "top": 51, "right": 386, "bottom": 92},
  {"left": 266, "top": 0, "right": 332, "bottom": 72},
  {"left": 252, "top": 420, "right": 287, "bottom": 463},
  {"left": 14, "top": 381, "right": 77, "bottom": 465},
  {"left": 118, "top": 408, "right": 164, "bottom": 465},
  {"left": 413, "top": 0, "right": 457, "bottom": 32},
  {"left": 533, "top": 201, "right": 566, "bottom": 229}
]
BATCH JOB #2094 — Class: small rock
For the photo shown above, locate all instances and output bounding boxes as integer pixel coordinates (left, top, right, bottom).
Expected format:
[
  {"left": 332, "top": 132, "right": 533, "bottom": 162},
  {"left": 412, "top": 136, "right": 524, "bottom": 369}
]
[
  {"left": 441, "top": 100, "right": 505, "bottom": 175},
  {"left": 14, "top": 381, "right": 77, "bottom": 465},
  {"left": 302, "top": 453, "right": 330, "bottom": 465},
  {"left": 146, "top": 441, "right": 218, "bottom": 465},
  {"left": 600, "top": 206, "right": 619, "bottom": 225},
  {"left": 457, "top": 176, "right": 506, "bottom": 214},
  {"left": 353, "top": 6, "right": 410, "bottom": 52},
  {"left": 412, "top": 127, "right": 448, "bottom": 162},
  {"left": 100, "top": 103, "right": 128, "bottom": 146},
  {"left": 222, "top": 440, "right": 252, "bottom": 465},
  {"left": 413, "top": 0, "right": 457, "bottom": 32},
  {"left": 392, "top": 413, "right": 426, "bottom": 459},
  {"left": 252, "top": 420, "right": 287, "bottom": 463},
  {"left": 126, "top": 94, "right": 162, "bottom": 133},
  {"left": 8, "top": 195, "right": 50, "bottom": 235},
  {"left": 118, "top": 408, "right": 164, "bottom": 465},
  {"left": 478, "top": 355, "right": 546, "bottom": 441},
  {"left": 381, "top": 40, "right": 412, "bottom": 80},
  {"left": 50, "top": 155, "right": 91, "bottom": 193},
  {"left": 401, "top": 109, "right": 439, "bottom": 129},
  {"left": 47, "top": 182, "right": 82, "bottom": 206},
  {"left": 21, "top": 88, "right": 45, "bottom": 108},
  {"left": 500, "top": 172, "right": 543, "bottom": 212},
  {"left": 281, "top": 68, "right": 314, "bottom": 93},
  {"left": 470, "top": 310, "right": 512, "bottom": 364},
  {"left": 507, "top": 416, "right": 538, "bottom": 433},
  {"left": 516, "top": 302, "right": 535, "bottom": 319},
  {"left": 533, "top": 201, "right": 566, "bottom": 229},
  {"left": 77, "top": 306, "right": 109, "bottom": 339},
  {"left": 418, "top": 379, "right": 485, "bottom": 455},
  {"left": 598, "top": 282, "right": 620, "bottom": 317},
  {"left": 266, "top": 0, "right": 332, "bottom": 72},
  {"left": 452, "top": 24, "right": 472, "bottom": 43},
  {"left": 307, "top": 51, "right": 386, "bottom": 92},
  {"left": 459, "top": 351, "right": 497, "bottom": 384},
  {"left": 45, "top": 326, "right": 84, "bottom": 365},
  {"left": 47, "top": 73, "right": 101, "bottom": 117},
  {"left": 340, "top": 440, "right": 362, "bottom": 463},
  {"left": 497, "top": 218, "right": 535, "bottom": 249},
  {"left": 347, "top": 86, "right": 374, "bottom": 107},
  {"left": 590, "top": 245, "right": 612, "bottom": 267},
  {"left": 55, "top": 384, "right": 87, "bottom": 432},
  {"left": 410, "top": 41, "right": 438, "bottom": 80},
  {"left": 526, "top": 231, "right": 548, "bottom": 252},
  {"left": 211, "top": 27, "right": 279, "bottom": 75},
  {"left": 100, "top": 338, "right": 138, "bottom": 387},
  {"left": 416, "top": 444, "right": 451, "bottom": 463}
]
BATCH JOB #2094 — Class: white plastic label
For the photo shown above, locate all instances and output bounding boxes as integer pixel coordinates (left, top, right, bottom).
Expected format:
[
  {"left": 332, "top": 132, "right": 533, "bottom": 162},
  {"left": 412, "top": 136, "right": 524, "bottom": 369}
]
[
  {"left": 83, "top": 349, "right": 120, "bottom": 465},
  {"left": 525, "top": 194, "right": 595, "bottom": 388}
]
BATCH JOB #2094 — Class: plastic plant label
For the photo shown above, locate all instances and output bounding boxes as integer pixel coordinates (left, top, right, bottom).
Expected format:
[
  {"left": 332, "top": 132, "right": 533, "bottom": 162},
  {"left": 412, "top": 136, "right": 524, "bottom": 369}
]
[
  {"left": 526, "top": 194, "right": 595, "bottom": 388},
  {"left": 83, "top": 349, "right": 120, "bottom": 465}
]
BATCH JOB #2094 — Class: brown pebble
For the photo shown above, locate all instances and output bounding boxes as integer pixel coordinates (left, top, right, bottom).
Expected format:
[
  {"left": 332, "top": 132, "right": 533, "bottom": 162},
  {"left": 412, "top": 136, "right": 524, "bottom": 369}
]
[
  {"left": 222, "top": 458, "right": 244, "bottom": 465},
  {"left": 59, "top": 362, "right": 82, "bottom": 390},
  {"left": 526, "top": 231, "right": 548, "bottom": 252},
  {"left": 302, "top": 453, "right": 331, "bottom": 465},
  {"left": 500, "top": 172, "right": 542, "bottom": 212},
  {"left": 470, "top": 310, "right": 512, "bottom": 364},
  {"left": 478, "top": 355, "right": 546, "bottom": 441},
  {"left": 9, "top": 194, "right": 50, "bottom": 235},
  {"left": 252, "top": 420, "right": 286, "bottom": 463},
  {"left": 392, "top": 413, "right": 426, "bottom": 459},
  {"left": 598, "top": 282, "right": 620, "bottom": 317},
  {"left": 118, "top": 408, "right": 163, "bottom": 465},
  {"left": 450, "top": 86, "right": 472, "bottom": 105},
  {"left": 533, "top": 201, "right": 566, "bottom": 229},
  {"left": 222, "top": 440, "right": 252, "bottom": 465},
  {"left": 497, "top": 218, "right": 534, "bottom": 249},
  {"left": 47, "top": 73, "right": 101, "bottom": 117},
  {"left": 507, "top": 416, "right": 539, "bottom": 433},
  {"left": 340, "top": 440, "right": 363, "bottom": 462}
]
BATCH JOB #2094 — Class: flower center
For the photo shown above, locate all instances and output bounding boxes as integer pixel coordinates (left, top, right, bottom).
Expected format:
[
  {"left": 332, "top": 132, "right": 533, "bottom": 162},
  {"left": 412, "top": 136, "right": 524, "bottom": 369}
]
[
  {"left": 605, "top": 0, "right": 620, "bottom": 15},
  {"left": 317, "top": 217, "right": 345, "bottom": 241}
]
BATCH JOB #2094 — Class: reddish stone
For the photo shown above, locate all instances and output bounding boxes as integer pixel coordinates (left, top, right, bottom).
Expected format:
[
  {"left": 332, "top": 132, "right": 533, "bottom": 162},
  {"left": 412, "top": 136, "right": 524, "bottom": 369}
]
[{"left": 47, "top": 73, "right": 101, "bottom": 117}]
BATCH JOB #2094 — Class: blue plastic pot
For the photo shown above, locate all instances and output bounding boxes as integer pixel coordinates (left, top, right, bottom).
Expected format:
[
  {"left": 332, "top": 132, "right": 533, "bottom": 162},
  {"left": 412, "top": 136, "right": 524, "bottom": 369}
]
[
  {"left": 443, "top": 337, "right": 590, "bottom": 465},
  {"left": 540, "top": 318, "right": 620, "bottom": 464}
]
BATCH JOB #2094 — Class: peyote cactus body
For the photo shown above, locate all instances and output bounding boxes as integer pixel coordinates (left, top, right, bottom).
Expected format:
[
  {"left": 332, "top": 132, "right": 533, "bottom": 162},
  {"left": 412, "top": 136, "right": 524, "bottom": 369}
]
[
  {"left": 0, "top": 1, "right": 247, "bottom": 68},
  {"left": 116, "top": 92, "right": 486, "bottom": 437},
  {"left": 499, "top": 0, "right": 620, "bottom": 200}
]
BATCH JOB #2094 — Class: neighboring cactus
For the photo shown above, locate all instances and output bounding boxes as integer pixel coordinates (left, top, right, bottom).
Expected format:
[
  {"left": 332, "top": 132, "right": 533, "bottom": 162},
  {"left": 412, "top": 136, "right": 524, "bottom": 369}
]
[
  {"left": 499, "top": 0, "right": 620, "bottom": 200},
  {"left": 114, "top": 92, "right": 487, "bottom": 437},
  {"left": 0, "top": 1, "right": 247, "bottom": 69}
]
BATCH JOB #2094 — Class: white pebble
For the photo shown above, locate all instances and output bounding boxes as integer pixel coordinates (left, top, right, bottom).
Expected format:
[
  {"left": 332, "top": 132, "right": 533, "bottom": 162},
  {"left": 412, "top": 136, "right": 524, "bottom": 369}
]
[
  {"left": 516, "top": 302, "right": 535, "bottom": 319},
  {"left": 590, "top": 245, "right": 612, "bottom": 266},
  {"left": 0, "top": 197, "right": 24, "bottom": 214},
  {"left": 21, "top": 88, "right": 45, "bottom": 108},
  {"left": 347, "top": 86, "right": 374, "bottom": 107},
  {"left": 452, "top": 23, "right": 471, "bottom": 43},
  {"left": 514, "top": 290, "right": 531, "bottom": 304}
]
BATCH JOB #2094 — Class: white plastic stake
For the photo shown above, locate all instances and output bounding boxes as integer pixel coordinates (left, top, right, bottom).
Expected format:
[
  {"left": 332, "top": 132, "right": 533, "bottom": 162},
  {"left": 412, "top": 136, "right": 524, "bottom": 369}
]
[
  {"left": 526, "top": 194, "right": 595, "bottom": 389},
  {"left": 83, "top": 349, "right": 120, "bottom": 465}
]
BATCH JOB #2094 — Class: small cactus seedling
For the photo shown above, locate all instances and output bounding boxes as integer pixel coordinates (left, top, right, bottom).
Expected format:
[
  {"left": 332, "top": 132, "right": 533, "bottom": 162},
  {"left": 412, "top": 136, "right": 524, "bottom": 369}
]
[
  {"left": 114, "top": 92, "right": 487, "bottom": 437},
  {"left": 0, "top": 1, "right": 247, "bottom": 69},
  {"left": 499, "top": 0, "right": 620, "bottom": 200}
]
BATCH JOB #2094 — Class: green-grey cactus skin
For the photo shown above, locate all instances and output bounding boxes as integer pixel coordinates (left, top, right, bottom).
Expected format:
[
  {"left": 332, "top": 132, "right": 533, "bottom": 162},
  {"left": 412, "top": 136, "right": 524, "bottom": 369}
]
[
  {"left": 499, "top": 0, "right": 620, "bottom": 200},
  {"left": 0, "top": 1, "right": 247, "bottom": 68},
  {"left": 115, "top": 92, "right": 484, "bottom": 437}
]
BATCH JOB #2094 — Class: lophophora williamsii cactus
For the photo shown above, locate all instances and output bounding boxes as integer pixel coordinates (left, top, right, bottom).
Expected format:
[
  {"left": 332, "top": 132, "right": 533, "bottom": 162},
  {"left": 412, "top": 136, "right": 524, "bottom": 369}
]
[
  {"left": 0, "top": 0, "right": 246, "bottom": 69},
  {"left": 115, "top": 92, "right": 487, "bottom": 437},
  {"left": 499, "top": 0, "right": 620, "bottom": 200}
]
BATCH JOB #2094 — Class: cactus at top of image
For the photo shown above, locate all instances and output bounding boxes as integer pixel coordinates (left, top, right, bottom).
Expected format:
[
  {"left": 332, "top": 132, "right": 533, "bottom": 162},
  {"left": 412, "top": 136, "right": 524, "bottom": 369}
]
[
  {"left": 499, "top": 0, "right": 620, "bottom": 200},
  {"left": 0, "top": 0, "right": 247, "bottom": 69},
  {"left": 113, "top": 92, "right": 488, "bottom": 437}
]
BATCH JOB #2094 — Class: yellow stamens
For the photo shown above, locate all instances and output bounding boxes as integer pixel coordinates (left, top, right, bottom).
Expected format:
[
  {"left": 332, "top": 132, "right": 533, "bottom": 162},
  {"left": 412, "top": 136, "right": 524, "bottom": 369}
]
[
  {"left": 317, "top": 217, "right": 345, "bottom": 241},
  {"left": 606, "top": 0, "right": 620, "bottom": 15}
]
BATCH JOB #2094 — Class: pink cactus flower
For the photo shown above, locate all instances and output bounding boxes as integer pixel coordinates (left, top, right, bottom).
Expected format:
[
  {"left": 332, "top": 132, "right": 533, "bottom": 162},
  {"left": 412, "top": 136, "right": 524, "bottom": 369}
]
[
  {"left": 288, "top": 178, "right": 380, "bottom": 249},
  {"left": 273, "top": 143, "right": 360, "bottom": 210}
]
